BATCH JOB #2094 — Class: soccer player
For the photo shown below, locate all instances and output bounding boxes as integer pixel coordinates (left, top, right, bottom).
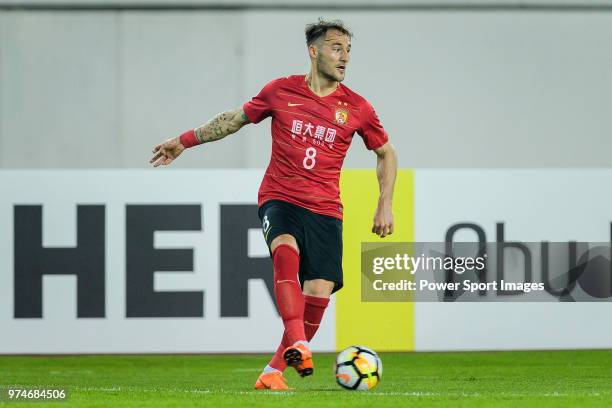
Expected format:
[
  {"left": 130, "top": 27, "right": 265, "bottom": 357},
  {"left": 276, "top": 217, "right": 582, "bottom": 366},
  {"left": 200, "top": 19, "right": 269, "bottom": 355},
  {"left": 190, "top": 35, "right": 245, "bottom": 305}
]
[{"left": 149, "top": 18, "right": 396, "bottom": 390}]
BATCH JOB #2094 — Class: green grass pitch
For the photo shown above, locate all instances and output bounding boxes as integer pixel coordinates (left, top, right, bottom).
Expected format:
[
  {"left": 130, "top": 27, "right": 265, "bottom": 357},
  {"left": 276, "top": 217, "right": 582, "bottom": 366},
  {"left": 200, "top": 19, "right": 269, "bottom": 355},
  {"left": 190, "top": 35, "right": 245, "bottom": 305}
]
[{"left": 1, "top": 350, "right": 611, "bottom": 407}]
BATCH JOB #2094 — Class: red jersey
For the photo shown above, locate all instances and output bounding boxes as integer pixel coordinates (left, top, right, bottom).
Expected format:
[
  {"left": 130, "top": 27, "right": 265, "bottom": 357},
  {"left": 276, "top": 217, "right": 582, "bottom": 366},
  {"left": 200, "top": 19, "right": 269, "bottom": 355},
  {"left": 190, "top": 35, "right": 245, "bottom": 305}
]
[{"left": 243, "top": 74, "right": 389, "bottom": 220}]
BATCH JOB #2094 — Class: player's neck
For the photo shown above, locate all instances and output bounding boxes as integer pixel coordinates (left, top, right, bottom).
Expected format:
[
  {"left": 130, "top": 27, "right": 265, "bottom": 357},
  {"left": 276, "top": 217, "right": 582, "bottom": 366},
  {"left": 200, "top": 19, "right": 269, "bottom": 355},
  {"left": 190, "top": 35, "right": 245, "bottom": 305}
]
[{"left": 306, "top": 72, "right": 338, "bottom": 97}]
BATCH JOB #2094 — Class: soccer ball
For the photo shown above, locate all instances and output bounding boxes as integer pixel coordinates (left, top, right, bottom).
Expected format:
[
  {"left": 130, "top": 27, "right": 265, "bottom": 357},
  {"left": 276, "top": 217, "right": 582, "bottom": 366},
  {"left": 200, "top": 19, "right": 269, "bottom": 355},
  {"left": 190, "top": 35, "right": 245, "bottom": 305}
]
[{"left": 335, "top": 346, "right": 382, "bottom": 390}]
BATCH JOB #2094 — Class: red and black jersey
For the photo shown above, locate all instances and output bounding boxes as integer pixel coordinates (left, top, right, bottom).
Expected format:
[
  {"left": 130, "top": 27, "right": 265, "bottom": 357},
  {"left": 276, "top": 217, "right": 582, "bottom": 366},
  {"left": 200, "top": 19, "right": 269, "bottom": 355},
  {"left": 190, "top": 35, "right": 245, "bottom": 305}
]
[{"left": 243, "top": 74, "right": 388, "bottom": 220}]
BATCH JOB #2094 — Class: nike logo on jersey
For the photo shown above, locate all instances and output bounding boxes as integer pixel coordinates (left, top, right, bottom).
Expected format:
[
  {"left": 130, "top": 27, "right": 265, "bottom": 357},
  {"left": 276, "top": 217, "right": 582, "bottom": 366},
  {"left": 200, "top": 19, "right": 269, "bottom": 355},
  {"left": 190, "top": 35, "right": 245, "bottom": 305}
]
[{"left": 288, "top": 102, "right": 303, "bottom": 107}]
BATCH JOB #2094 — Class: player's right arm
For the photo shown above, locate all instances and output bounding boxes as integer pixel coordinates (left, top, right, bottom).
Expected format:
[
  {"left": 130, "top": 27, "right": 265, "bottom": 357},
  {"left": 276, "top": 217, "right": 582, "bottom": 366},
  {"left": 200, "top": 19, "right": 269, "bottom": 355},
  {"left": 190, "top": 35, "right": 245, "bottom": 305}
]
[{"left": 149, "top": 107, "right": 250, "bottom": 167}]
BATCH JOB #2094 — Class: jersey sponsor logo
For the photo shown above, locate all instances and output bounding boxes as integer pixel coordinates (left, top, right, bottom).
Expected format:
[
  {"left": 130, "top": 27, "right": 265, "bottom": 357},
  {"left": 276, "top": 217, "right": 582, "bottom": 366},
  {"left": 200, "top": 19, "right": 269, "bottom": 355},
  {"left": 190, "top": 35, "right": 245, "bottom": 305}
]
[
  {"left": 335, "top": 107, "right": 349, "bottom": 125},
  {"left": 288, "top": 102, "right": 303, "bottom": 107},
  {"left": 291, "top": 119, "right": 338, "bottom": 148},
  {"left": 291, "top": 119, "right": 337, "bottom": 147}
]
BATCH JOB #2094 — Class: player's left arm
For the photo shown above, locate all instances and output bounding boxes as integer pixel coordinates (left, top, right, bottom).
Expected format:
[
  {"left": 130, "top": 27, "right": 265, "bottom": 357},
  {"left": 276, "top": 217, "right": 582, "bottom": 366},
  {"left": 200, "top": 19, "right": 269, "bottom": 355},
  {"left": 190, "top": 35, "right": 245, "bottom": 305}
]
[{"left": 372, "top": 142, "right": 397, "bottom": 238}]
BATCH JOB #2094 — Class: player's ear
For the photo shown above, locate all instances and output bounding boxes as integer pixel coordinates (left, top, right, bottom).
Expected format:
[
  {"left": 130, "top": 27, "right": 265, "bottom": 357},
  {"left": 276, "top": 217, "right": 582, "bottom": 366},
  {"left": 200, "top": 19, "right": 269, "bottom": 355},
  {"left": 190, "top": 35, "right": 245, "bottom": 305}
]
[{"left": 308, "top": 44, "right": 318, "bottom": 60}]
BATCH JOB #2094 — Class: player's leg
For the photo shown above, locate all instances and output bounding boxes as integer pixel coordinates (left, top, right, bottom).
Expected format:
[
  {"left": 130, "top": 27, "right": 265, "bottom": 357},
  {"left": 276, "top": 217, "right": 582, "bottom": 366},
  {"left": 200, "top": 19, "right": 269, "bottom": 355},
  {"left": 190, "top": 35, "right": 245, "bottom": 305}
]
[
  {"left": 267, "top": 278, "right": 334, "bottom": 373},
  {"left": 272, "top": 233, "right": 314, "bottom": 377},
  {"left": 259, "top": 201, "right": 308, "bottom": 346},
  {"left": 302, "top": 278, "right": 334, "bottom": 340},
  {"left": 281, "top": 208, "right": 343, "bottom": 377},
  {"left": 270, "top": 234, "right": 308, "bottom": 347},
  {"left": 255, "top": 201, "right": 309, "bottom": 388},
  {"left": 262, "top": 237, "right": 312, "bottom": 376},
  {"left": 268, "top": 279, "right": 333, "bottom": 372}
]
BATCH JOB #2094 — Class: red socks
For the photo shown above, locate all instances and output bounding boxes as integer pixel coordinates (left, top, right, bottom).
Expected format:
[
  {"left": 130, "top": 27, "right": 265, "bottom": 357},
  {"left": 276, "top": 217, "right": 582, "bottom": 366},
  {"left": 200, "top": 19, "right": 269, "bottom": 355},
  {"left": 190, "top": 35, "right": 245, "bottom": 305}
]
[
  {"left": 272, "top": 244, "right": 306, "bottom": 346},
  {"left": 303, "top": 295, "right": 330, "bottom": 340},
  {"left": 269, "top": 294, "right": 330, "bottom": 371}
]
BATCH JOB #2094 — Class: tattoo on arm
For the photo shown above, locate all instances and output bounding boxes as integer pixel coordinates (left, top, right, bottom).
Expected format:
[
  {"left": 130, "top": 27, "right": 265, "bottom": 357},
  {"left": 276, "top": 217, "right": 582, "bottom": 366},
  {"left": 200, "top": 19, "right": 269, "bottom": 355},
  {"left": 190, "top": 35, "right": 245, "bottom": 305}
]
[
  {"left": 194, "top": 108, "right": 249, "bottom": 144},
  {"left": 241, "top": 111, "right": 250, "bottom": 123}
]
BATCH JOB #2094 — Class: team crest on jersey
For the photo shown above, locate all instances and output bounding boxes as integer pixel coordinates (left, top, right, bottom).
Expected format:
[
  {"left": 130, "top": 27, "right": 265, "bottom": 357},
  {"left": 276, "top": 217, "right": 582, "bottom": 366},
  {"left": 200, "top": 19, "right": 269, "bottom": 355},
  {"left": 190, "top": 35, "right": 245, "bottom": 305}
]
[{"left": 335, "top": 108, "right": 349, "bottom": 125}]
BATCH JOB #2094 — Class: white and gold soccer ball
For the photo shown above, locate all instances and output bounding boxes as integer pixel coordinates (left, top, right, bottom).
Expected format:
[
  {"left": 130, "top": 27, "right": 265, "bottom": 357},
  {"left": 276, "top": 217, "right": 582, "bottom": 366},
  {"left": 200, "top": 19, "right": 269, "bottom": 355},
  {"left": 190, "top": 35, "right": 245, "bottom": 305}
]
[{"left": 335, "top": 346, "right": 382, "bottom": 390}]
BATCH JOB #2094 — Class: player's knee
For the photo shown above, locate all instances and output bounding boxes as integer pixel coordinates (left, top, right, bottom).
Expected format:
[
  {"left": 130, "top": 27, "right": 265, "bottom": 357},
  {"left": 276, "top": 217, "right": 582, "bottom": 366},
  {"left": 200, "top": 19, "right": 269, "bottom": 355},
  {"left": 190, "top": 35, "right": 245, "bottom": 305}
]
[
  {"left": 303, "top": 279, "right": 334, "bottom": 298},
  {"left": 271, "top": 234, "right": 299, "bottom": 255}
]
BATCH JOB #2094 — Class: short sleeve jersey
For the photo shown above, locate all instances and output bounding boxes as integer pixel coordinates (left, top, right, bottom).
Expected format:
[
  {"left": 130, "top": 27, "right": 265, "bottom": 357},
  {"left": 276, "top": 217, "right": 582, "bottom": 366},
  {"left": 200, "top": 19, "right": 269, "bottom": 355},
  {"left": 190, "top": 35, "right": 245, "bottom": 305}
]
[{"left": 243, "top": 74, "right": 389, "bottom": 220}]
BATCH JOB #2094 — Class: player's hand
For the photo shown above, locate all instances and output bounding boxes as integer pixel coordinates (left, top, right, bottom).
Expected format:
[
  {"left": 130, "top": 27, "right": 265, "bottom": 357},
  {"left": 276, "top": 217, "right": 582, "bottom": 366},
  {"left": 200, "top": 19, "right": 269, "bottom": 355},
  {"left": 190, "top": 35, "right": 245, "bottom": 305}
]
[
  {"left": 150, "top": 137, "right": 185, "bottom": 167},
  {"left": 372, "top": 202, "right": 394, "bottom": 238}
]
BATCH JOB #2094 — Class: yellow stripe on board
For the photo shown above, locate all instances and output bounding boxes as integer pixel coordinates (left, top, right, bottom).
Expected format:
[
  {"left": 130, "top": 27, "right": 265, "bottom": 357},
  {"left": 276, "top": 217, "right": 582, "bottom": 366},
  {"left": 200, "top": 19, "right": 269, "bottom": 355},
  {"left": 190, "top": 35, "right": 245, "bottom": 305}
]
[{"left": 336, "top": 169, "right": 414, "bottom": 352}]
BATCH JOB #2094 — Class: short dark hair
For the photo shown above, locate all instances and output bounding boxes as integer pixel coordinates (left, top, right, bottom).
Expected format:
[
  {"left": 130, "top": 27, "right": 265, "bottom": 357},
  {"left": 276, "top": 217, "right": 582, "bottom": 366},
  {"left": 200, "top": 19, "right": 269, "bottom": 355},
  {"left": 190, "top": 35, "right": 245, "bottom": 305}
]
[{"left": 305, "top": 18, "right": 353, "bottom": 47}]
